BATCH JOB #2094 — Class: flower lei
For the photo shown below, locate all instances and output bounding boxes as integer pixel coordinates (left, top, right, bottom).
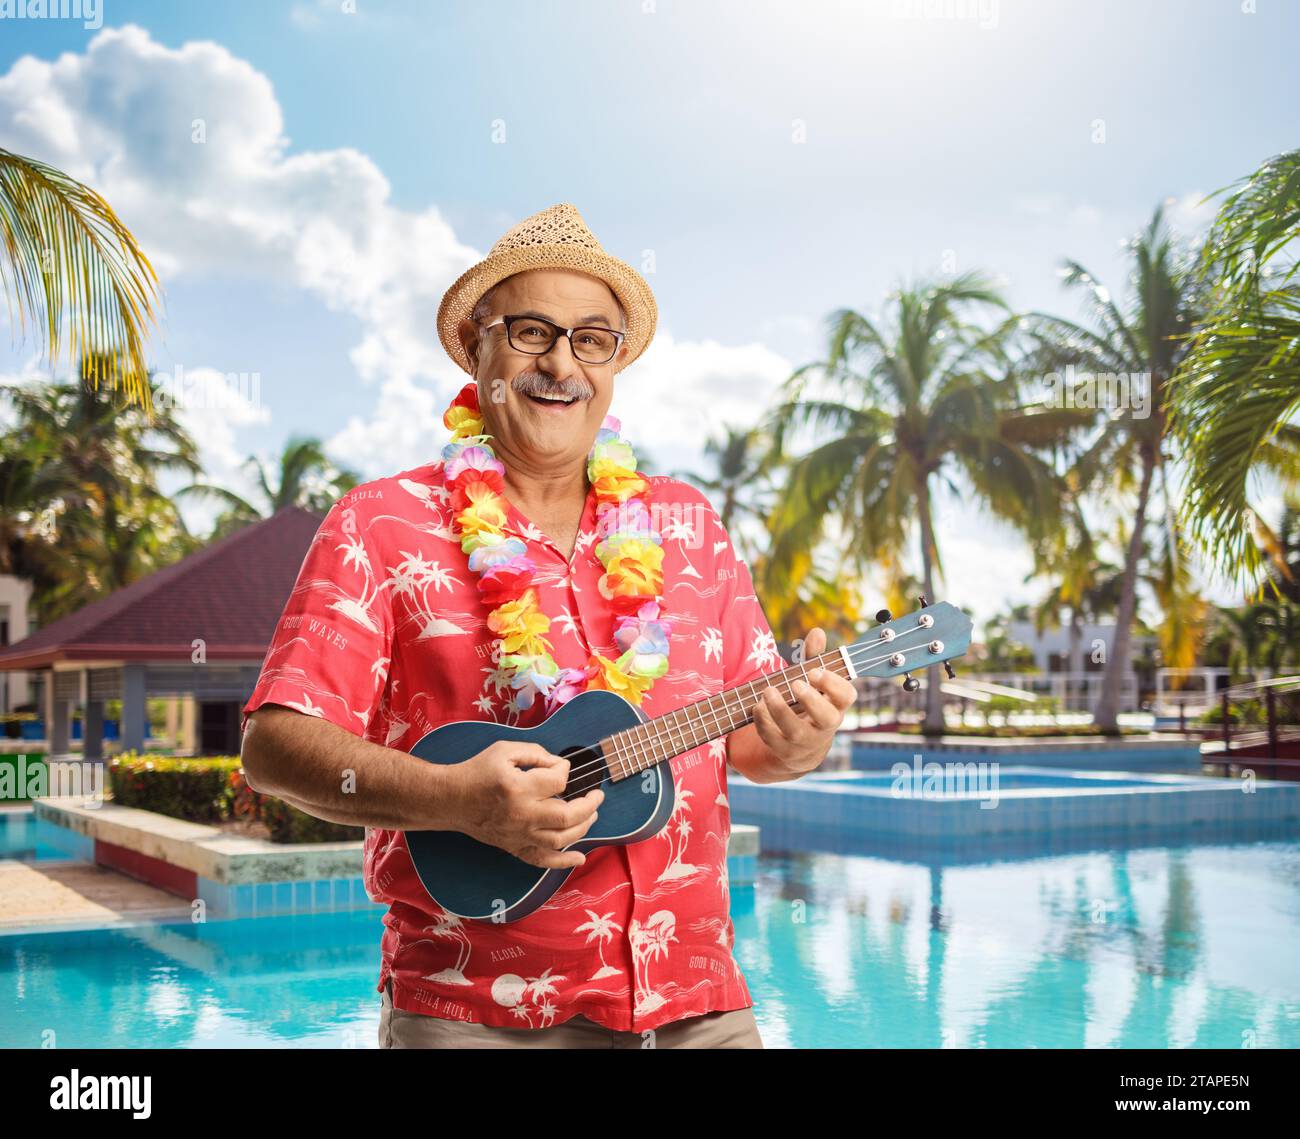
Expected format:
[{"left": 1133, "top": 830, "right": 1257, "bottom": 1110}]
[{"left": 440, "top": 382, "right": 673, "bottom": 717}]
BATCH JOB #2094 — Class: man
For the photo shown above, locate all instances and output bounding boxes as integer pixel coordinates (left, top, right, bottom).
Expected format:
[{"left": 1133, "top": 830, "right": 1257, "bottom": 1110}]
[{"left": 240, "top": 202, "right": 856, "bottom": 1049}]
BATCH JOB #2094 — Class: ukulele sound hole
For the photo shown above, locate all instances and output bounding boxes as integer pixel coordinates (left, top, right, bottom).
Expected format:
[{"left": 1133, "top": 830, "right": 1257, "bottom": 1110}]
[{"left": 560, "top": 743, "right": 609, "bottom": 799}]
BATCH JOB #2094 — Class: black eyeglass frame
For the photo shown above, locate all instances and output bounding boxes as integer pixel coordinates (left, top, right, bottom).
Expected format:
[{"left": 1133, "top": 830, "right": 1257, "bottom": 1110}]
[{"left": 478, "top": 314, "right": 626, "bottom": 365}]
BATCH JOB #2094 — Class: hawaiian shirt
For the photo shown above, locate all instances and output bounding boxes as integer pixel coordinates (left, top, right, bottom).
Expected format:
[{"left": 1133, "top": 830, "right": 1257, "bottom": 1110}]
[{"left": 242, "top": 460, "right": 788, "bottom": 1032}]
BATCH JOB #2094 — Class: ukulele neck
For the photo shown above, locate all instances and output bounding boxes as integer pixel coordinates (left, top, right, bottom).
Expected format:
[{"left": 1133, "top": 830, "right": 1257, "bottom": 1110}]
[{"left": 596, "top": 649, "right": 851, "bottom": 781}]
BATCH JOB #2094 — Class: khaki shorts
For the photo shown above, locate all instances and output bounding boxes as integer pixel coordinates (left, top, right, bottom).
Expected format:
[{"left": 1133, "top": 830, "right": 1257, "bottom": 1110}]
[{"left": 378, "top": 979, "right": 764, "bottom": 1049}]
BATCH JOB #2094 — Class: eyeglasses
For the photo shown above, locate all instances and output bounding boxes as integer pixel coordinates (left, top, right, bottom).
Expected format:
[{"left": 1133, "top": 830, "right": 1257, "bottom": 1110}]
[{"left": 479, "top": 314, "right": 625, "bottom": 365}]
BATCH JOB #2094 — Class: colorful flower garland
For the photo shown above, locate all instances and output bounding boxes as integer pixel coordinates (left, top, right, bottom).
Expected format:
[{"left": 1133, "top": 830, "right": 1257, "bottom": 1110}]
[{"left": 441, "top": 382, "right": 673, "bottom": 716}]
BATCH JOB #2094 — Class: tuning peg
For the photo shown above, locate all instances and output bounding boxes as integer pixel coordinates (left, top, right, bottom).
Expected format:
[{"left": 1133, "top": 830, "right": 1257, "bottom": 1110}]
[
  {"left": 875, "top": 608, "right": 892, "bottom": 623},
  {"left": 916, "top": 595, "right": 929, "bottom": 608},
  {"left": 943, "top": 661, "right": 956, "bottom": 680},
  {"left": 902, "top": 672, "right": 920, "bottom": 692}
]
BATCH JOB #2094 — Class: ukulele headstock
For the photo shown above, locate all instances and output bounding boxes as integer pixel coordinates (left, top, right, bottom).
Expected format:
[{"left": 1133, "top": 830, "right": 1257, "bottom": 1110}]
[{"left": 842, "top": 598, "right": 972, "bottom": 685}]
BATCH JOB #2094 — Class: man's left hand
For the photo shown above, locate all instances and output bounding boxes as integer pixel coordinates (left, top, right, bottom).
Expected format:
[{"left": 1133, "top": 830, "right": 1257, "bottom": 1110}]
[{"left": 751, "top": 626, "right": 857, "bottom": 777}]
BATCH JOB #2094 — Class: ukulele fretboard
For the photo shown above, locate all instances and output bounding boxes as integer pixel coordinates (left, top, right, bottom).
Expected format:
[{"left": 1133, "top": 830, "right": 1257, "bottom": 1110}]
[{"left": 595, "top": 649, "right": 854, "bottom": 781}]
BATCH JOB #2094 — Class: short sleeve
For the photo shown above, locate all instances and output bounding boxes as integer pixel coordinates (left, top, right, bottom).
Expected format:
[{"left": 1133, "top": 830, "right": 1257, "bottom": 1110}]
[{"left": 242, "top": 499, "right": 393, "bottom": 740}]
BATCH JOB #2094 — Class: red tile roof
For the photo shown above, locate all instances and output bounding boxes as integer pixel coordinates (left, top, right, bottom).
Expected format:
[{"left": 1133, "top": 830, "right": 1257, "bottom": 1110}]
[{"left": 0, "top": 507, "right": 324, "bottom": 670}]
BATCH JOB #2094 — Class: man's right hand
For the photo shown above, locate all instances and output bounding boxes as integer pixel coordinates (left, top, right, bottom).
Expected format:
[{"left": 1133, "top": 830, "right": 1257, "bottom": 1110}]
[{"left": 443, "top": 741, "right": 605, "bottom": 869}]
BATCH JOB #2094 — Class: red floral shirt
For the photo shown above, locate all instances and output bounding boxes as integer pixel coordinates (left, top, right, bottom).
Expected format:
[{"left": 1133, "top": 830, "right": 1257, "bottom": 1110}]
[{"left": 242, "top": 461, "right": 787, "bottom": 1032}]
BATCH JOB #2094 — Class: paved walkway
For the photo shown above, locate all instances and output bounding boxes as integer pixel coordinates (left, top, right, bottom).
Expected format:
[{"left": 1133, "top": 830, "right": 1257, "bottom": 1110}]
[{"left": 0, "top": 859, "right": 192, "bottom": 934}]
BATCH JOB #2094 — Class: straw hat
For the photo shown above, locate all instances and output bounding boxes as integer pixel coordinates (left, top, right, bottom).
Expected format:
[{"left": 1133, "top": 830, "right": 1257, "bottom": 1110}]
[{"left": 437, "top": 202, "right": 657, "bottom": 375}]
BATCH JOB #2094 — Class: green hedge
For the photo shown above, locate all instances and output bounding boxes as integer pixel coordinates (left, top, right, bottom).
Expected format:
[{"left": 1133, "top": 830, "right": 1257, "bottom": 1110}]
[
  {"left": 109, "top": 753, "right": 237, "bottom": 822},
  {"left": 1198, "top": 699, "right": 1263, "bottom": 727},
  {"left": 109, "top": 752, "right": 363, "bottom": 843}
]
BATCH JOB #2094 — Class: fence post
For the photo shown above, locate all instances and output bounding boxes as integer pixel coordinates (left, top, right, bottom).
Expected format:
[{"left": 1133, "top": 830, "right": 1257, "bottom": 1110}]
[
  {"left": 1178, "top": 700, "right": 1186, "bottom": 734},
  {"left": 1265, "top": 686, "right": 1278, "bottom": 761}
]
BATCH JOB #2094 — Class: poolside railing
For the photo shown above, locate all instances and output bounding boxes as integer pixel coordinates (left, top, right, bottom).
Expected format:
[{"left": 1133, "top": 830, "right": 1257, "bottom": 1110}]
[{"left": 1200, "top": 675, "right": 1300, "bottom": 781}]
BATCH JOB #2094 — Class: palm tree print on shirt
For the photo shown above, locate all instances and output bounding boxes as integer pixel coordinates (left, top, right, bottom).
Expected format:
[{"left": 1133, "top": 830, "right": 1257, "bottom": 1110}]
[
  {"left": 630, "top": 910, "right": 679, "bottom": 1016},
  {"left": 660, "top": 514, "right": 703, "bottom": 580},
  {"left": 492, "top": 967, "right": 567, "bottom": 1028},
  {"left": 657, "top": 787, "right": 700, "bottom": 882},
  {"left": 575, "top": 910, "right": 624, "bottom": 979},
  {"left": 326, "top": 529, "right": 384, "bottom": 633},
  {"left": 413, "top": 911, "right": 473, "bottom": 986}
]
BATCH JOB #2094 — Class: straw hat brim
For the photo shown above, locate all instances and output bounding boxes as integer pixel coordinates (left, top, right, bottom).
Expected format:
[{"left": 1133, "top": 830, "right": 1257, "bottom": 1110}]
[{"left": 437, "top": 245, "right": 657, "bottom": 376}]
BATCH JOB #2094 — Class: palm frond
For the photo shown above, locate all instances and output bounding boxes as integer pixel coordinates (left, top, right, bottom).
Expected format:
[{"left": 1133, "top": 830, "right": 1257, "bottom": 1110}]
[{"left": 0, "top": 149, "right": 161, "bottom": 409}]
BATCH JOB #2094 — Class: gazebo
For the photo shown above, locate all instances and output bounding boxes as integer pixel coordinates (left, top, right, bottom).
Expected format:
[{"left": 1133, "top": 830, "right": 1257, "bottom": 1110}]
[{"left": 0, "top": 507, "right": 323, "bottom": 759}]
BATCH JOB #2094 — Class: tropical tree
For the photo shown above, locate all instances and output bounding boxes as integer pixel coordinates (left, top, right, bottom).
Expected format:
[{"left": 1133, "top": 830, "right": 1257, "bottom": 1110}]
[
  {"left": 181, "top": 437, "right": 359, "bottom": 539},
  {"left": 1168, "top": 148, "right": 1300, "bottom": 594},
  {"left": 1258, "top": 495, "right": 1300, "bottom": 604},
  {"left": 0, "top": 149, "right": 160, "bottom": 408},
  {"left": 0, "top": 359, "right": 201, "bottom": 620},
  {"left": 0, "top": 434, "right": 64, "bottom": 579},
  {"left": 1025, "top": 501, "right": 1123, "bottom": 708},
  {"left": 1028, "top": 206, "right": 1205, "bottom": 730},
  {"left": 977, "top": 614, "right": 1037, "bottom": 672},
  {"left": 676, "top": 423, "right": 778, "bottom": 562},
  {"left": 762, "top": 272, "right": 1077, "bottom": 732},
  {"left": 751, "top": 544, "right": 868, "bottom": 646},
  {"left": 1201, "top": 601, "right": 1296, "bottom": 679},
  {"left": 1199, "top": 495, "right": 1300, "bottom": 678}
]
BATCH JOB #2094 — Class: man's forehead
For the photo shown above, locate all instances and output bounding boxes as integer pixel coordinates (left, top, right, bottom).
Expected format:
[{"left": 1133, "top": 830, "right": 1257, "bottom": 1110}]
[{"left": 492, "top": 270, "right": 620, "bottom": 319}]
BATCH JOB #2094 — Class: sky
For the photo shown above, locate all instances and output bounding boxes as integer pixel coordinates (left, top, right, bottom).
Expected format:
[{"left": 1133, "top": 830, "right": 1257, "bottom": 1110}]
[{"left": 0, "top": 0, "right": 1297, "bottom": 626}]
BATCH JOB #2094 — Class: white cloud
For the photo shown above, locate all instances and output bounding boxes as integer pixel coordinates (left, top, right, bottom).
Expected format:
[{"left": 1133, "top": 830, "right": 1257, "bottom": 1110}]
[
  {"left": 608, "top": 331, "right": 793, "bottom": 478},
  {"left": 155, "top": 366, "right": 272, "bottom": 534},
  {"left": 0, "top": 24, "right": 478, "bottom": 389},
  {"left": 326, "top": 372, "right": 446, "bottom": 478},
  {"left": 1162, "top": 191, "right": 1218, "bottom": 242}
]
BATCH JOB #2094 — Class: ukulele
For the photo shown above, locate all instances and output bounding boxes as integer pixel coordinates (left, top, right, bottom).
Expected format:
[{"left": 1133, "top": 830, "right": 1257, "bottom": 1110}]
[{"left": 402, "top": 600, "right": 972, "bottom": 921}]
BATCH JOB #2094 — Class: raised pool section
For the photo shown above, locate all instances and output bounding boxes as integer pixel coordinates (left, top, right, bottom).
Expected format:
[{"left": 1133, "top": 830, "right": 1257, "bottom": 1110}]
[
  {"left": 728, "top": 765, "right": 1300, "bottom": 845},
  {"left": 2, "top": 798, "right": 761, "bottom": 932},
  {"left": 848, "top": 732, "right": 1203, "bottom": 773}
]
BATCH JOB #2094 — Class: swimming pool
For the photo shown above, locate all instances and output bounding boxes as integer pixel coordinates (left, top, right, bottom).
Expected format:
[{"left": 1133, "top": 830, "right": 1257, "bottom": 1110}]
[
  {"left": 0, "top": 810, "right": 68, "bottom": 861},
  {"left": 729, "top": 766, "right": 1300, "bottom": 841},
  {"left": 3, "top": 833, "right": 1297, "bottom": 1048}
]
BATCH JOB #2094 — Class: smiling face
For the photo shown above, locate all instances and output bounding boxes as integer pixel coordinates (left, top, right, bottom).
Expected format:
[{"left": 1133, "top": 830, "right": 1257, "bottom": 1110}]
[{"left": 456, "top": 269, "right": 629, "bottom": 480}]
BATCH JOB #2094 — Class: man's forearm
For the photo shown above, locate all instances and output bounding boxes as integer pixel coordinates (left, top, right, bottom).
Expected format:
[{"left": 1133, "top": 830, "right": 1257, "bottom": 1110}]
[
  {"left": 240, "top": 705, "right": 459, "bottom": 830},
  {"left": 726, "top": 721, "right": 824, "bottom": 784}
]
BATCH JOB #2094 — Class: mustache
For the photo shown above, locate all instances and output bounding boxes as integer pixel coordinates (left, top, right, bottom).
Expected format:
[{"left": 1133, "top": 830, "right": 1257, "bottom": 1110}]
[{"left": 512, "top": 373, "right": 593, "bottom": 401}]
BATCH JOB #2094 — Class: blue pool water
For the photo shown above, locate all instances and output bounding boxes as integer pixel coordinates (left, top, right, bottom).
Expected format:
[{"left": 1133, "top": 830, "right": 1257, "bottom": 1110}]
[
  {"left": 3, "top": 833, "right": 1298, "bottom": 1048},
  {"left": 0, "top": 811, "right": 67, "bottom": 861}
]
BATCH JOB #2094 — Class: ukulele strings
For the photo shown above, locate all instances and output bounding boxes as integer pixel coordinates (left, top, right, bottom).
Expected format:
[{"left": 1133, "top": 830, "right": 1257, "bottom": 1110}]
[{"left": 555, "top": 622, "right": 946, "bottom": 799}]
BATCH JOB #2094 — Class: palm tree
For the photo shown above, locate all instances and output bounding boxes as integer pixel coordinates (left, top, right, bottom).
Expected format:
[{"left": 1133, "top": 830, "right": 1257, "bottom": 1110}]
[
  {"left": 0, "top": 435, "right": 65, "bottom": 579},
  {"left": 1203, "top": 604, "right": 1275, "bottom": 681},
  {"left": 0, "top": 149, "right": 161, "bottom": 408},
  {"left": 762, "top": 272, "right": 1076, "bottom": 733},
  {"left": 181, "top": 437, "right": 359, "bottom": 538},
  {"left": 1029, "top": 207, "right": 1204, "bottom": 731},
  {"left": 1258, "top": 496, "right": 1300, "bottom": 604},
  {"left": 1026, "top": 502, "right": 1124, "bottom": 710},
  {"left": 1199, "top": 497, "right": 1300, "bottom": 677},
  {"left": 675, "top": 423, "right": 778, "bottom": 561},
  {"left": 0, "top": 359, "right": 201, "bottom": 619},
  {"left": 1169, "top": 149, "right": 1300, "bottom": 594}
]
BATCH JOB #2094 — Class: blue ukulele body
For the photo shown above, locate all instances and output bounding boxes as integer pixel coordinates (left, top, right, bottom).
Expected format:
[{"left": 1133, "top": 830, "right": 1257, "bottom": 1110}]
[{"left": 404, "top": 689, "right": 675, "bottom": 922}]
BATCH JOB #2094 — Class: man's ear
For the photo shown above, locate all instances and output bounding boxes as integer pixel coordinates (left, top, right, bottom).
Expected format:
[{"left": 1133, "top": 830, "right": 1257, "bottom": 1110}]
[{"left": 456, "top": 318, "right": 480, "bottom": 371}]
